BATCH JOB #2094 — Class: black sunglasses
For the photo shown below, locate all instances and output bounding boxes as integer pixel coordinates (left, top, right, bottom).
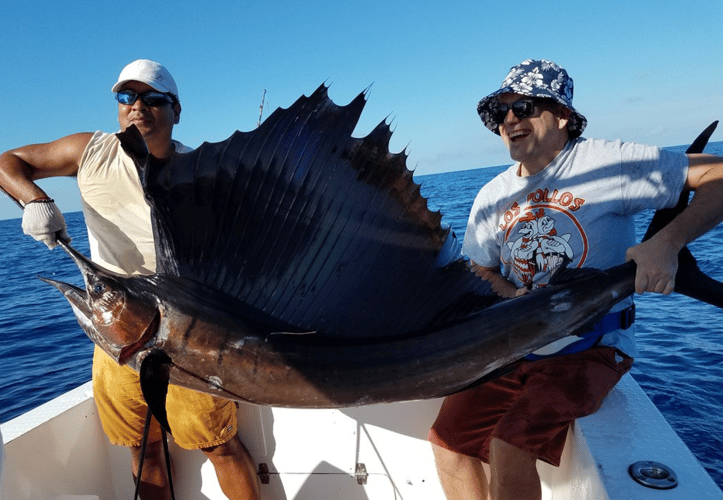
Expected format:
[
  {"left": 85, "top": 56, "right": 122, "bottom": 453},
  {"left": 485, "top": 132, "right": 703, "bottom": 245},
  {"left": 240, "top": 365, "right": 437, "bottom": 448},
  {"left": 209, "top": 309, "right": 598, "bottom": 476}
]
[
  {"left": 492, "top": 98, "right": 555, "bottom": 125},
  {"left": 116, "top": 90, "right": 176, "bottom": 107}
]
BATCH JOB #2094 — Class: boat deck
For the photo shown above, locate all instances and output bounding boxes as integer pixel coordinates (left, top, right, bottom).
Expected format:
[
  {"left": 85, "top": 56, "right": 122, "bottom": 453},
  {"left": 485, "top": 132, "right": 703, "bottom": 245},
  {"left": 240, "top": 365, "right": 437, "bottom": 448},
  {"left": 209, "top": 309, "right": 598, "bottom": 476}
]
[{"left": 1, "top": 374, "right": 721, "bottom": 499}]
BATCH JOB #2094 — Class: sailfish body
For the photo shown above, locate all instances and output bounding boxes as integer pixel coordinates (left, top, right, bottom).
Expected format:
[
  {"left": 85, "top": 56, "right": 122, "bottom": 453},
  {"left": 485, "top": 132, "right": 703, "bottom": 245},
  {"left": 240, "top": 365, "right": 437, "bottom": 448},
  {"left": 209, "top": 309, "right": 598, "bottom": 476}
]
[{"left": 41, "top": 86, "right": 721, "bottom": 411}]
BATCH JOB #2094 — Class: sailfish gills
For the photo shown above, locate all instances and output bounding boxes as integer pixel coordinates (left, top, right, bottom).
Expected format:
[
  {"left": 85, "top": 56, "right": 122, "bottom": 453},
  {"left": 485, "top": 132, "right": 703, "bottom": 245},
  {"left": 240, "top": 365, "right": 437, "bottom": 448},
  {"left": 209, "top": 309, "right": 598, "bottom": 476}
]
[{"left": 40, "top": 86, "right": 722, "bottom": 434}]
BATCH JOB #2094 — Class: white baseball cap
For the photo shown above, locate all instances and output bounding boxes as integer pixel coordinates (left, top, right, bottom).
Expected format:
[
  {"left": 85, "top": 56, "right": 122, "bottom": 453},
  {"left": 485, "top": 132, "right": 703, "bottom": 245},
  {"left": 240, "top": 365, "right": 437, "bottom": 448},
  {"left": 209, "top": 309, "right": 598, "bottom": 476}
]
[{"left": 111, "top": 59, "right": 179, "bottom": 101}]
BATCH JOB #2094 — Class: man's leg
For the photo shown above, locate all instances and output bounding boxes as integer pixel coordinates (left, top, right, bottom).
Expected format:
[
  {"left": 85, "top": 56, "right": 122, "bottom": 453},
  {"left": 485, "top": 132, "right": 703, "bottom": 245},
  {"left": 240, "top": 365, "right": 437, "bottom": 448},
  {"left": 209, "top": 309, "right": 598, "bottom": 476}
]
[
  {"left": 432, "top": 443, "right": 490, "bottom": 500},
  {"left": 94, "top": 348, "right": 171, "bottom": 498},
  {"left": 203, "top": 435, "right": 260, "bottom": 500},
  {"left": 129, "top": 441, "right": 173, "bottom": 500},
  {"left": 489, "top": 438, "right": 540, "bottom": 500}
]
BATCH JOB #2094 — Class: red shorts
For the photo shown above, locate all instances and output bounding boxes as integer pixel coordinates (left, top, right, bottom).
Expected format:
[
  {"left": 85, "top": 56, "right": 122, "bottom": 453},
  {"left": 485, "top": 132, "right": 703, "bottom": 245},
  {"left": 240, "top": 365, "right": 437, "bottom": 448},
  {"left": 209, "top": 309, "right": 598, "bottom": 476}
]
[{"left": 428, "top": 347, "right": 633, "bottom": 466}]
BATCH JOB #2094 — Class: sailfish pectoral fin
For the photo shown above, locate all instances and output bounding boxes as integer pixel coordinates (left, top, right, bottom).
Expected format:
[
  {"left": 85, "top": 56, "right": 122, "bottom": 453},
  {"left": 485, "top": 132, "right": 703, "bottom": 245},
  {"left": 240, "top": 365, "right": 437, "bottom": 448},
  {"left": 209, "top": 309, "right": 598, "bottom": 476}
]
[{"left": 140, "top": 349, "right": 173, "bottom": 435}]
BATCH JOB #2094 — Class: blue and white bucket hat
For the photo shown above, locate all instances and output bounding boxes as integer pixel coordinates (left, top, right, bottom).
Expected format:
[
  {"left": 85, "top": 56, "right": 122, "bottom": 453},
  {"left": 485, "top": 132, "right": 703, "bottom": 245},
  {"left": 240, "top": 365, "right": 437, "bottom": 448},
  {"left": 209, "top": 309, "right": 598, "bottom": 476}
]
[{"left": 477, "top": 59, "right": 587, "bottom": 138}]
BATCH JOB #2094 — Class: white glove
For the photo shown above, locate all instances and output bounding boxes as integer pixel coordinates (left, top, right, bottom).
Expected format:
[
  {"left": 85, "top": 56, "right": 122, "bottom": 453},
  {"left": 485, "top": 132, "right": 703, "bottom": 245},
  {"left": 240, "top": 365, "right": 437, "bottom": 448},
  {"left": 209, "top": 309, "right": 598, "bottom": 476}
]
[{"left": 21, "top": 200, "right": 71, "bottom": 249}]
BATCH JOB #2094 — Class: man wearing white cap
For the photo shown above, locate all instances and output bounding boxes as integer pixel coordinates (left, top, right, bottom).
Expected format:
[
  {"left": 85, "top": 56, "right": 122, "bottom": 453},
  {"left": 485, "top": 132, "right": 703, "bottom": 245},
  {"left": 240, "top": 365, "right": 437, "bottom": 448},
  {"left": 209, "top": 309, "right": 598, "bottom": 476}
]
[
  {"left": 428, "top": 59, "right": 723, "bottom": 499},
  {"left": 0, "top": 59, "right": 260, "bottom": 500}
]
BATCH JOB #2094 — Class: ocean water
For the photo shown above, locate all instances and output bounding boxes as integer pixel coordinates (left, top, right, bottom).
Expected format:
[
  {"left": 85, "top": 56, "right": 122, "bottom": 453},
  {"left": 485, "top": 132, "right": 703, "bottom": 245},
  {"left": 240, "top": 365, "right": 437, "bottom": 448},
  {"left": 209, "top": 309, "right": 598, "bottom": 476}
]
[{"left": 1, "top": 142, "right": 722, "bottom": 488}]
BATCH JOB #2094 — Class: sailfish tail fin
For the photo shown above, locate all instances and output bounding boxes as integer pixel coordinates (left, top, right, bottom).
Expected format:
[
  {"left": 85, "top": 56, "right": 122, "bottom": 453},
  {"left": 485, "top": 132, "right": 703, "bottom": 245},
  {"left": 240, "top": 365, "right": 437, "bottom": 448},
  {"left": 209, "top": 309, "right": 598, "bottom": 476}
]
[{"left": 643, "top": 121, "right": 723, "bottom": 307}]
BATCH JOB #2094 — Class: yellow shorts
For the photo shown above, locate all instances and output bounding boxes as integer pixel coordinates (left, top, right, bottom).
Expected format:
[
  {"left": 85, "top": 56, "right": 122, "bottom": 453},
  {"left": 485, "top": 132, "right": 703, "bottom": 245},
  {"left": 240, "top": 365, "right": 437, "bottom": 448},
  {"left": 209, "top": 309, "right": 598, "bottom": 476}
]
[{"left": 92, "top": 346, "right": 237, "bottom": 450}]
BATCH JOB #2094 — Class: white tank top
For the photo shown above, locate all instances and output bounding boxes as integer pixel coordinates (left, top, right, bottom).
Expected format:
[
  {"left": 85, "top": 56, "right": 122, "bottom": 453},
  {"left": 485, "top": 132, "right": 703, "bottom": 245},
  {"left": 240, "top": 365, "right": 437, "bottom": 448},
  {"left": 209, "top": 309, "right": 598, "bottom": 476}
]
[{"left": 77, "top": 131, "right": 189, "bottom": 275}]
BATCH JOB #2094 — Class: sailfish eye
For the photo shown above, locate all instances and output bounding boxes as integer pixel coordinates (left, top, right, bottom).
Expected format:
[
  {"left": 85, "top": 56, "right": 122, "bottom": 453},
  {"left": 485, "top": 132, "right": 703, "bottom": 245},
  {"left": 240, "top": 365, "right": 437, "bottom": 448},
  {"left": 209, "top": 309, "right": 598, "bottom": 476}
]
[{"left": 93, "top": 282, "right": 106, "bottom": 294}]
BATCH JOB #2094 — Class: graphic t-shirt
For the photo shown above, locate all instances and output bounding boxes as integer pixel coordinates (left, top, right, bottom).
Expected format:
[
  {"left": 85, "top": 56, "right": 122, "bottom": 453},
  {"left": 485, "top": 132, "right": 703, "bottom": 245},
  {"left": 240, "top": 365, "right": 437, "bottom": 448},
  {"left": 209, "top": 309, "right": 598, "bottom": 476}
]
[{"left": 462, "top": 137, "right": 689, "bottom": 357}]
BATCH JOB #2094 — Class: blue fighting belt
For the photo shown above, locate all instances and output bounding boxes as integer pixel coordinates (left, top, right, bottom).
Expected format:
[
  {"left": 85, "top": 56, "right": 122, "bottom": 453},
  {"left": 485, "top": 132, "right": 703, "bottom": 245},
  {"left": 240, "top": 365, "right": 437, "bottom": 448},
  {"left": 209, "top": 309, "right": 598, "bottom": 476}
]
[{"left": 525, "top": 304, "right": 635, "bottom": 361}]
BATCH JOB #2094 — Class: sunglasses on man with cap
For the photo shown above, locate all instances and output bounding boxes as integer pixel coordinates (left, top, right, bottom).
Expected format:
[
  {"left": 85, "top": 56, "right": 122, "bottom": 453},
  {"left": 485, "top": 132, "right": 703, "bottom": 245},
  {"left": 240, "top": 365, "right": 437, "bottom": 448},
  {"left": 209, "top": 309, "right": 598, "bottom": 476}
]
[{"left": 115, "top": 90, "right": 177, "bottom": 107}]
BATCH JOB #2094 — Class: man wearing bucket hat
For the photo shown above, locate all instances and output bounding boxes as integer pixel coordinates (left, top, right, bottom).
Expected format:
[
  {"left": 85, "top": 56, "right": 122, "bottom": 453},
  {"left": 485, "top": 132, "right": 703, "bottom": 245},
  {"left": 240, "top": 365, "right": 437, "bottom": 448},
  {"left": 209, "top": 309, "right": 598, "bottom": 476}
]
[
  {"left": 428, "top": 59, "right": 723, "bottom": 499},
  {"left": 0, "top": 59, "right": 260, "bottom": 500}
]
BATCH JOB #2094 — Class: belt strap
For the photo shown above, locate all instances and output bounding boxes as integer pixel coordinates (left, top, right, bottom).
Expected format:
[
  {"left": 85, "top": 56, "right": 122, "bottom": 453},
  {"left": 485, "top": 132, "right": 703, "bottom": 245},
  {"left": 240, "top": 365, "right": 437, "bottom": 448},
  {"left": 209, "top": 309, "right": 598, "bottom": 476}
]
[
  {"left": 525, "top": 304, "right": 635, "bottom": 360},
  {"left": 584, "top": 303, "right": 636, "bottom": 339}
]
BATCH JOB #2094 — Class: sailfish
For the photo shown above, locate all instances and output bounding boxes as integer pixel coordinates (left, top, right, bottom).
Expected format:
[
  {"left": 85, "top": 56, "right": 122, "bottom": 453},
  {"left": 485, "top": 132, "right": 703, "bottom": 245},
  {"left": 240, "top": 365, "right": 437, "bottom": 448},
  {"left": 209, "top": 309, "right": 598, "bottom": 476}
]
[{"left": 39, "top": 85, "right": 722, "bottom": 432}]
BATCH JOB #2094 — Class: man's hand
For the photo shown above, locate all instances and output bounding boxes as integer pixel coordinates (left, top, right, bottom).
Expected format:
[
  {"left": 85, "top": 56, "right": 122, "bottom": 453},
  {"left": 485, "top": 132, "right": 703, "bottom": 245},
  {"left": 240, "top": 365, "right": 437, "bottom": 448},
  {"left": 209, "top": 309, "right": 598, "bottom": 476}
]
[
  {"left": 625, "top": 239, "right": 678, "bottom": 295},
  {"left": 21, "top": 200, "right": 71, "bottom": 249},
  {"left": 471, "top": 262, "right": 527, "bottom": 298}
]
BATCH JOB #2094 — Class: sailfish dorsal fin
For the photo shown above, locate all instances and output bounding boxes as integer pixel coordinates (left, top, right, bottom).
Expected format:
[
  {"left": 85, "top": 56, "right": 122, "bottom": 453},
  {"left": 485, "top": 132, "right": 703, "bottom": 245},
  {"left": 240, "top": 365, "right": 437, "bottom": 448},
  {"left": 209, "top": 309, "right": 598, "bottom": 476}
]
[{"left": 121, "top": 84, "right": 498, "bottom": 338}]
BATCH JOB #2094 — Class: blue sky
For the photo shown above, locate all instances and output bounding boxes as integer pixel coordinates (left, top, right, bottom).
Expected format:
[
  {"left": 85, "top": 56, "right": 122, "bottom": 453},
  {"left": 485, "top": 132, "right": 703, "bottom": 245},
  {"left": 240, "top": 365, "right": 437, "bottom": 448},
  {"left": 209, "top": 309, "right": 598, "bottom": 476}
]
[{"left": 1, "top": 0, "right": 722, "bottom": 220}]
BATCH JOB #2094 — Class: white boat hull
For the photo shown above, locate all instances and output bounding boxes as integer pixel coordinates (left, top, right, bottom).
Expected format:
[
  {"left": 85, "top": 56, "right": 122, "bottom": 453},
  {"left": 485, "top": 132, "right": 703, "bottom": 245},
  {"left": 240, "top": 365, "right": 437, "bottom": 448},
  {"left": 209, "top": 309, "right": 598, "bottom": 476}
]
[{"left": 1, "top": 374, "right": 721, "bottom": 500}]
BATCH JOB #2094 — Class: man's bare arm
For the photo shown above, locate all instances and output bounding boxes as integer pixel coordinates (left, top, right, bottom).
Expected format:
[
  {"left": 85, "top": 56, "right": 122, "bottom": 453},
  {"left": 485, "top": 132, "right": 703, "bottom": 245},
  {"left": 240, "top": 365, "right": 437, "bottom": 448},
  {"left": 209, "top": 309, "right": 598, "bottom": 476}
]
[
  {"left": 626, "top": 153, "right": 723, "bottom": 294},
  {"left": 0, "top": 132, "right": 92, "bottom": 205}
]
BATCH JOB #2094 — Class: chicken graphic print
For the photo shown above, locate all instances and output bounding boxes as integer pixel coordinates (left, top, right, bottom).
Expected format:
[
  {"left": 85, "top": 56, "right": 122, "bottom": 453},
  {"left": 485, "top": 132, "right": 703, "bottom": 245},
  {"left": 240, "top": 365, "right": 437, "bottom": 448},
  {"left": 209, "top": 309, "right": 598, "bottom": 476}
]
[{"left": 503, "top": 204, "right": 586, "bottom": 289}]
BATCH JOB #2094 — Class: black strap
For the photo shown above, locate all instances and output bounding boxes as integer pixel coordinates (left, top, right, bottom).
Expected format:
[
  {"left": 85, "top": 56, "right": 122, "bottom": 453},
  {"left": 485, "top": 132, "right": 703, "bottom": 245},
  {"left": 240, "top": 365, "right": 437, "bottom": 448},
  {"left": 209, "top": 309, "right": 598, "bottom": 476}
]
[
  {"left": 133, "top": 407, "right": 175, "bottom": 500},
  {"left": 132, "top": 408, "right": 152, "bottom": 500},
  {"left": 619, "top": 303, "right": 636, "bottom": 329},
  {"left": 162, "top": 425, "right": 176, "bottom": 500}
]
